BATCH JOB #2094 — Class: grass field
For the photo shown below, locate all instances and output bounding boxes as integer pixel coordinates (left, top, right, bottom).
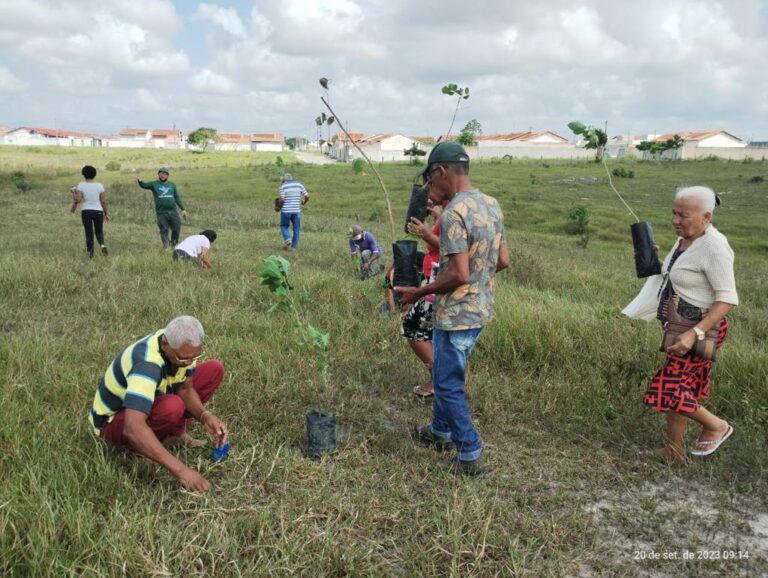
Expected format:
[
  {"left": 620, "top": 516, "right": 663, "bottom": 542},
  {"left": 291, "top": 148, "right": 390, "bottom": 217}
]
[{"left": 0, "top": 147, "right": 766, "bottom": 577}]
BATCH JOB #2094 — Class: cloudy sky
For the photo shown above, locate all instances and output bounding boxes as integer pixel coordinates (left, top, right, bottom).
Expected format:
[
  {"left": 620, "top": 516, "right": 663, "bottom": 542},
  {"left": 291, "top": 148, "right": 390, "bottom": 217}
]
[{"left": 1, "top": 0, "right": 767, "bottom": 141}]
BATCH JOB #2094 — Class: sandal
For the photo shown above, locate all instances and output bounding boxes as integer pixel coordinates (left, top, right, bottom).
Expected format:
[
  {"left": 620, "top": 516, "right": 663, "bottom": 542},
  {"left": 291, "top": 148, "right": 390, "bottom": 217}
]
[
  {"left": 413, "top": 384, "right": 433, "bottom": 398},
  {"left": 690, "top": 425, "right": 733, "bottom": 456}
]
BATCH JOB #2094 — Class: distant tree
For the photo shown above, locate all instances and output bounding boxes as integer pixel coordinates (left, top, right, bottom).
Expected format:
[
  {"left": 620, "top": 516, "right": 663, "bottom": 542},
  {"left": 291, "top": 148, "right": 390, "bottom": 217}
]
[
  {"left": 441, "top": 83, "right": 470, "bottom": 137},
  {"left": 187, "top": 127, "right": 219, "bottom": 152},
  {"left": 403, "top": 143, "right": 426, "bottom": 164},
  {"left": 286, "top": 137, "right": 298, "bottom": 150},
  {"left": 457, "top": 119, "right": 482, "bottom": 146},
  {"left": 568, "top": 121, "right": 608, "bottom": 162},
  {"left": 636, "top": 134, "right": 684, "bottom": 159}
]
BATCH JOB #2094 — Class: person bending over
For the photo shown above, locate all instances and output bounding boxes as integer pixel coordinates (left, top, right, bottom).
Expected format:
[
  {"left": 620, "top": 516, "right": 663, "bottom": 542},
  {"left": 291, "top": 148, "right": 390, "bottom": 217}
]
[
  {"left": 88, "top": 316, "right": 229, "bottom": 493},
  {"left": 173, "top": 230, "right": 217, "bottom": 269},
  {"left": 349, "top": 225, "right": 383, "bottom": 278}
]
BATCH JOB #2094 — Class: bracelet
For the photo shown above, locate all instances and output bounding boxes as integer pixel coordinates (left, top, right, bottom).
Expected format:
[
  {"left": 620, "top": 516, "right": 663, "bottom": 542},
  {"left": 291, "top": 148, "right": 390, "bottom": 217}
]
[{"left": 198, "top": 410, "right": 209, "bottom": 422}]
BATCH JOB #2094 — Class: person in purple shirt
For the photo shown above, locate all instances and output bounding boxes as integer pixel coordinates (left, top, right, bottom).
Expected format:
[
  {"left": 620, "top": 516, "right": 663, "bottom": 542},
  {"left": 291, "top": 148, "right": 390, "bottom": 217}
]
[{"left": 349, "top": 225, "right": 383, "bottom": 278}]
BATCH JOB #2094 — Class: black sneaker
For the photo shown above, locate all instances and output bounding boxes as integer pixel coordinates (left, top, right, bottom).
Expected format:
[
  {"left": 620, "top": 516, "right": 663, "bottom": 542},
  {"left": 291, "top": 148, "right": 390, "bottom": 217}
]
[
  {"left": 446, "top": 456, "right": 488, "bottom": 477},
  {"left": 101, "top": 245, "right": 109, "bottom": 257},
  {"left": 413, "top": 425, "right": 453, "bottom": 451},
  {"left": 88, "top": 250, "right": 94, "bottom": 258}
]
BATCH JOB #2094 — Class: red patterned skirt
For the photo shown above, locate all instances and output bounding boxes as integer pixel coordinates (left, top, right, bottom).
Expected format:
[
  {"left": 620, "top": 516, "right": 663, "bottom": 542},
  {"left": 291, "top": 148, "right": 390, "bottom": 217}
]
[{"left": 644, "top": 318, "right": 729, "bottom": 413}]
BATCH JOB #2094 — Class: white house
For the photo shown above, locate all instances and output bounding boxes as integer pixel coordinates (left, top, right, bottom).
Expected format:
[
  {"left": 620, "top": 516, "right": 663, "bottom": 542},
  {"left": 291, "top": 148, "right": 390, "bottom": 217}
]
[
  {"left": 475, "top": 131, "right": 571, "bottom": 147},
  {"left": 2, "top": 126, "right": 114, "bottom": 147},
  {"left": 251, "top": 133, "right": 285, "bottom": 152},
  {"left": 329, "top": 131, "right": 365, "bottom": 161},
  {"left": 149, "top": 129, "right": 184, "bottom": 149},
  {"left": 330, "top": 133, "right": 422, "bottom": 162},
  {"left": 654, "top": 130, "right": 746, "bottom": 148},
  {"left": 118, "top": 128, "right": 151, "bottom": 148},
  {"left": 215, "top": 132, "right": 251, "bottom": 152}
]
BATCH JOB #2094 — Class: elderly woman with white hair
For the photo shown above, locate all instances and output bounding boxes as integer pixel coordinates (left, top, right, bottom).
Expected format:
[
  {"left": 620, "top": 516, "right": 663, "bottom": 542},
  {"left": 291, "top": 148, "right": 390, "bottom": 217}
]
[{"left": 643, "top": 186, "right": 738, "bottom": 464}]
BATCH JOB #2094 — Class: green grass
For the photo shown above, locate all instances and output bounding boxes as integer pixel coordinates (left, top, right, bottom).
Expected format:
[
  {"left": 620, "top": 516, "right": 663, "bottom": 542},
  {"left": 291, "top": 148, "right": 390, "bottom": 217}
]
[{"left": 1, "top": 147, "right": 766, "bottom": 576}]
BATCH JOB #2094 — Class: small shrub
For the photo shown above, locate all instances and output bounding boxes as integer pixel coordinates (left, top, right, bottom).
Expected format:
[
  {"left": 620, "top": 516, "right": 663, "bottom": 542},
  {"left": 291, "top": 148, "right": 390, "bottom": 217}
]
[
  {"left": 748, "top": 175, "right": 764, "bottom": 183},
  {"left": 10, "top": 171, "right": 31, "bottom": 192},
  {"left": 566, "top": 204, "right": 592, "bottom": 248},
  {"left": 611, "top": 167, "right": 635, "bottom": 178},
  {"left": 275, "top": 156, "right": 284, "bottom": 168},
  {"left": 105, "top": 161, "right": 121, "bottom": 171},
  {"left": 351, "top": 159, "right": 365, "bottom": 175}
]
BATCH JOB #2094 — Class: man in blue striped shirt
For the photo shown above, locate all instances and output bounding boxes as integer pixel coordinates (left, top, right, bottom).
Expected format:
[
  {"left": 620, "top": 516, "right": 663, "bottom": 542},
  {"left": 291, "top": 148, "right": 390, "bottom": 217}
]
[{"left": 277, "top": 173, "right": 309, "bottom": 250}]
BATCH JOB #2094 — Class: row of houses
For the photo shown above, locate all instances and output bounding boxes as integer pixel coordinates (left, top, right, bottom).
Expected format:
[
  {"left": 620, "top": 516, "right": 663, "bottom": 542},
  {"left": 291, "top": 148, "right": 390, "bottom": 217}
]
[
  {"left": 1, "top": 124, "right": 763, "bottom": 161},
  {"left": 0, "top": 127, "right": 286, "bottom": 152},
  {"left": 328, "top": 129, "right": 767, "bottom": 162},
  {"left": 327, "top": 130, "right": 575, "bottom": 162}
]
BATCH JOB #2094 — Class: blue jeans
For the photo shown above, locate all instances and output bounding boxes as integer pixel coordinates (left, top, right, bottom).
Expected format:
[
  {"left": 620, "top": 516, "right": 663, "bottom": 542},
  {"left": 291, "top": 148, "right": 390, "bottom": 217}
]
[
  {"left": 430, "top": 327, "right": 483, "bottom": 461},
  {"left": 280, "top": 212, "right": 301, "bottom": 248}
]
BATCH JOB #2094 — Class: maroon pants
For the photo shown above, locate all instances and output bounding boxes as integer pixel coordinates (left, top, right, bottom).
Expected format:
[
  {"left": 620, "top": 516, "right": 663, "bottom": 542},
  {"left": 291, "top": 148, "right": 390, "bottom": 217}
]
[{"left": 100, "top": 359, "right": 224, "bottom": 446}]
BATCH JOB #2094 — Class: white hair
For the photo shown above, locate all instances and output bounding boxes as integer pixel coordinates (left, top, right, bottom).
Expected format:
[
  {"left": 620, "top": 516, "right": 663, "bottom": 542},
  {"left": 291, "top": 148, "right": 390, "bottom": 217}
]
[
  {"left": 675, "top": 186, "right": 716, "bottom": 213},
  {"left": 164, "top": 316, "right": 205, "bottom": 348}
]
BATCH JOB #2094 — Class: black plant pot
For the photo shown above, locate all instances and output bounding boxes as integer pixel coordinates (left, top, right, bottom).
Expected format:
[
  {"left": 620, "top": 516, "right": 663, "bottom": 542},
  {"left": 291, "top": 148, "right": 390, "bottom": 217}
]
[{"left": 306, "top": 409, "right": 336, "bottom": 459}]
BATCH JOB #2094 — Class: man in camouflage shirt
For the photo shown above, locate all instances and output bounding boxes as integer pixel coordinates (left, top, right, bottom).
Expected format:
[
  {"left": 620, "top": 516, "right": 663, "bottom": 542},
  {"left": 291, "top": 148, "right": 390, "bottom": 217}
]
[{"left": 396, "top": 142, "right": 508, "bottom": 475}]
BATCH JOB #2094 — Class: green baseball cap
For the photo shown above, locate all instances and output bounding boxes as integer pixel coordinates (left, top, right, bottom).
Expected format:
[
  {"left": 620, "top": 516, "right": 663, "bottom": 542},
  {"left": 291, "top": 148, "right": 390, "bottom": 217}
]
[{"left": 418, "top": 141, "right": 470, "bottom": 177}]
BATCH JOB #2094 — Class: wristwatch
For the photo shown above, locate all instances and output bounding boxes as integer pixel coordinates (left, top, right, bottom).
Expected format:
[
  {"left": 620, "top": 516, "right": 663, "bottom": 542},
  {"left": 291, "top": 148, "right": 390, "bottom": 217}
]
[{"left": 692, "top": 326, "right": 705, "bottom": 341}]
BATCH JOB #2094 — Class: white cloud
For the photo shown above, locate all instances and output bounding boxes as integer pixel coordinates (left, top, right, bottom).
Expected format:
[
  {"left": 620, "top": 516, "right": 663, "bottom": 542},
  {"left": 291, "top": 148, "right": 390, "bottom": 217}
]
[
  {"left": 195, "top": 3, "right": 246, "bottom": 37},
  {"left": 136, "top": 88, "right": 168, "bottom": 112},
  {"left": 0, "top": 0, "right": 766, "bottom": 139},
  {"left": 189, "top": 69, "right": 237, "bottom": 95},
  {"left": 0, "top": 67, "right": 26, "bottom": 92}
]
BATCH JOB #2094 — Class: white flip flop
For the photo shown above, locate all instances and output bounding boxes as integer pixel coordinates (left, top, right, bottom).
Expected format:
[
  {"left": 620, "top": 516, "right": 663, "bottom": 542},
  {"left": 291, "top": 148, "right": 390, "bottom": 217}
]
[{"left": 690, "top": 425, "right": 734, "bottom": 456}]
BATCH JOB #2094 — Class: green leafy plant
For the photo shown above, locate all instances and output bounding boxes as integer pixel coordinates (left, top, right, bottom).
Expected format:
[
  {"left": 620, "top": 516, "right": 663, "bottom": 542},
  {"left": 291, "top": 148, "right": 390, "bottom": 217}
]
[
  {"left": 566, "top": 205, "right": 592, "bottom": 248},
  {"left": 568, "top": 121, "right": 608, "bottom": 162},
  {"left": 441, "top": 83, "right": 470, "bottom": 137},
  {"left": 260, "top": 255, "right": 330, "bottom": 374},
  {"left": 611, "top": 167, "right": 634, "bottom": 178},
  {"left": 10, "top": 171, "right": 31, "bottom": 192},
  {"left": 351, "top": 158, "right": 366, "bottom": 175}
]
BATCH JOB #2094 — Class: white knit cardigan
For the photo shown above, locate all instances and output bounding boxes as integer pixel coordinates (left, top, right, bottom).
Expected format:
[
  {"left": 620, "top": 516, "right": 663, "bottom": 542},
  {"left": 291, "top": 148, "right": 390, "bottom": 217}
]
[{"left": 665, "top": 224, "right": 739, "bottom": 309}]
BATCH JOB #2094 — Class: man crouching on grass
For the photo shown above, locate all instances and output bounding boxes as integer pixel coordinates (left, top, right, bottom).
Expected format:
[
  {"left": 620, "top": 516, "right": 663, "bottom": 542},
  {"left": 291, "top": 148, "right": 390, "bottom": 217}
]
[{"left": 88, "top": 316, "right": 228, "bottom": 493}]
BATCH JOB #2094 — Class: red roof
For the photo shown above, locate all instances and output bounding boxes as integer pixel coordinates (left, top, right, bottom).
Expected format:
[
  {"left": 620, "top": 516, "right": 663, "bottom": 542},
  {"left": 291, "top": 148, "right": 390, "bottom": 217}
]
[
  {"left": 476, "top": 131, "right": 569, "bottom": 143},
  {"left": 334, "top": 131, "right": 365, "bottom": 142},
  {"left": 653, "top": 130, "right": 743, "bottom": 143},
  {"left": 9, "top": 126, "right": 114, "bottom": 139},
  {"left": 151, "top": 129, "right": 182, "bottom": 137},
  {"left": 218, "top": 132, "right": 250, "bottom": 143},
  {"left": 119, "top": 128, "right": 149, "bottom": 136},
  {"left": 251, "top": 132, "right": 284, "bottom": 142},
  {"left": 358, "top": 133, "right": 397, "bottom": 144}
]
